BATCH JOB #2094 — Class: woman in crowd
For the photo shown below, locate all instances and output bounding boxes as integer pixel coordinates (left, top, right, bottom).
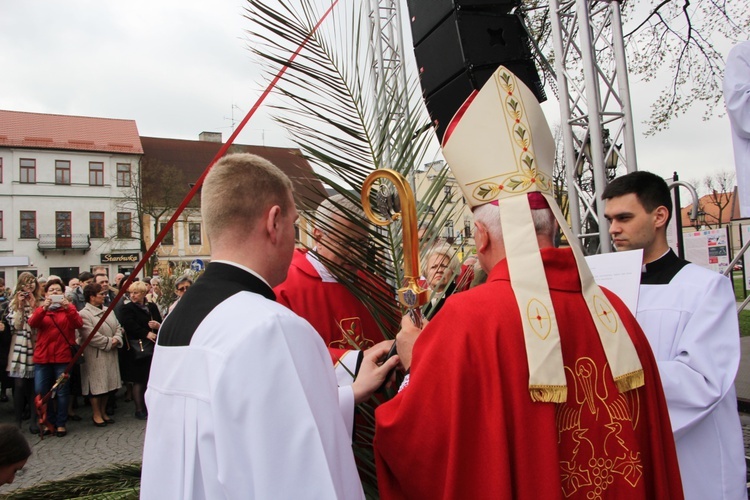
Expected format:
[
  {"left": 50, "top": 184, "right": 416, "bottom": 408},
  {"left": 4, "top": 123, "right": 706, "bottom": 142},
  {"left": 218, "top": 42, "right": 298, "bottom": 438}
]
[
  {"left": 0, "top": 278, "right": 11, "bottom": 403},
  {"left": 0, "top": 424, "right": 31, "bottom": 486},
  {"left": 118, "top": 281, "right": 161, "bottom": 420},
  {"left": 167, "top": 276, "right": 192, "bottom": 315},
  {"left": 6, "top": 273, "right": 41, "bottom": 433},
  {"left": 28, "top": 278, "right": 83, "bottom": 437},
  {"left": 77, "top": 283, "right": 123, "bottom": 427},
  {"left": 422, "top": 244, "right": 460, "bottom": 317}
]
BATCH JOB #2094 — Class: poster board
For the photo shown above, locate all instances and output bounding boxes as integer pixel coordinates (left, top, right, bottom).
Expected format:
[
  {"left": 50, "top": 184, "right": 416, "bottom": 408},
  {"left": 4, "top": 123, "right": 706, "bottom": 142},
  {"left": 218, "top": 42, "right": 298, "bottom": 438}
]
[{"left": 683, "top": 227, "right": 731, "bottom": 274}]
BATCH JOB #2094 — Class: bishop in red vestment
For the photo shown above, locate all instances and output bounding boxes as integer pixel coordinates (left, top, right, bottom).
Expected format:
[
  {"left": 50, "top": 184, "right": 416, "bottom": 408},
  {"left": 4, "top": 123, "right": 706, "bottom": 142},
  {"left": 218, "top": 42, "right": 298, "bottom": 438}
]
[
  {"left": 373, "top": 66, "right": 683, "bottom": 500},
  {"left": 374, "top": 248, "right": 683, "bottom": 499}
]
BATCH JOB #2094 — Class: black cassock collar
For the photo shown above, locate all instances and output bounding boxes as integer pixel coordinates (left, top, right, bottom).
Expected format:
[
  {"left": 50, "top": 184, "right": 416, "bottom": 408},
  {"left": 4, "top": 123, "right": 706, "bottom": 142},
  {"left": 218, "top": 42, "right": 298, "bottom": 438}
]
[{"left": 641, "top": 249, "right": 689, "bottom": 285}]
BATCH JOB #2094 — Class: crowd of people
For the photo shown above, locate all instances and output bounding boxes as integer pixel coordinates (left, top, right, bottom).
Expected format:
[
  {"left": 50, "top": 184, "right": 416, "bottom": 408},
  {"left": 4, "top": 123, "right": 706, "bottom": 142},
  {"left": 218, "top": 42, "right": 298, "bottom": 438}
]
[
  {"left": 2, "top": 57, "right": 749, "bottom": 497},
  {"left": 0, "top": 268, "right": 193, "bottom": 439}
]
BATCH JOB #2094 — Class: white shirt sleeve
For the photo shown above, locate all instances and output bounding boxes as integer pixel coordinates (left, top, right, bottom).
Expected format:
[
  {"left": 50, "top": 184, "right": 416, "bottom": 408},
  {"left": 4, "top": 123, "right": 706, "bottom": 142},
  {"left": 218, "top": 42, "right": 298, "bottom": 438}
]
[{"left": 650, "top": 274, "right": 741, "bottom": 439}]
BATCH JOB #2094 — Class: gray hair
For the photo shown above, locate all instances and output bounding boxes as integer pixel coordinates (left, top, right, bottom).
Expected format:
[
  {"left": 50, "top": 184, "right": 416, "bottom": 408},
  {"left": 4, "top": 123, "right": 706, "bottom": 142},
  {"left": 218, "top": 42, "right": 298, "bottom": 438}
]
[
  {"left": 315, "top": 194, "right": 365, "bottom": 231},
  {"left": 473, "top": 203, "right": 556, "bottom": 241}
]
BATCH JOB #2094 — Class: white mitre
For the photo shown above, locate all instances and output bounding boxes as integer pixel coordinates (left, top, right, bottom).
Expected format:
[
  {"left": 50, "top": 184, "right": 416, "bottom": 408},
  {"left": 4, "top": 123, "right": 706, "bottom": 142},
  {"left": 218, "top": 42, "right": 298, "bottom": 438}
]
[{"left": 442, "top": 66, "right": 644, "bottom": 403}]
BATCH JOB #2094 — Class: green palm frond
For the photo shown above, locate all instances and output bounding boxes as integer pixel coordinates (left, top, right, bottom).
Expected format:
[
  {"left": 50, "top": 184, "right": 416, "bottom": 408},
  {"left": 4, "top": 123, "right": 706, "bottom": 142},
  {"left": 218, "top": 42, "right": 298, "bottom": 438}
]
[
  {"left": 243, "top": 0, "right": 469, "bottom": 495},
  {"left": 3, "top": 462, "right": 141, "bottom": 499}
]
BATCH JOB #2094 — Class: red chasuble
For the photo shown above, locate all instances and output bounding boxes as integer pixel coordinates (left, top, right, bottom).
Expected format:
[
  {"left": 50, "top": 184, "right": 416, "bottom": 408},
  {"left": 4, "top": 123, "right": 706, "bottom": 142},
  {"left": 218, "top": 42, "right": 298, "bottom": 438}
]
[
  {"left": 374, "top": 248, "right": 683, "bottom": 500},
  {"left": 274, "top": 249, "right": 390, "bottom": 361}
]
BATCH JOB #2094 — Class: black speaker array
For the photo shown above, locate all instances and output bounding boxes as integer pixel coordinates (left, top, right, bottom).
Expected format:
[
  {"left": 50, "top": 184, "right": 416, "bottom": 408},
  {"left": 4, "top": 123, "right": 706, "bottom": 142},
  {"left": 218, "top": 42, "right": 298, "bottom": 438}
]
[{"left": 406, "top": 0, "right": 546, "bottom": 142}]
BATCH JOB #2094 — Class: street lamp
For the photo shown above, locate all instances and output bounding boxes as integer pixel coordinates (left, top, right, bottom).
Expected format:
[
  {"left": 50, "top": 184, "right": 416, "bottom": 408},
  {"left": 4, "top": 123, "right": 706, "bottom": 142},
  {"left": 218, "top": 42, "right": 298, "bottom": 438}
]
[
  {"left": 694, "top": 209, "right": 706, "bottom": 230},
  {"left": 575, "top": 129, "right": 620, "bottom": 178}
]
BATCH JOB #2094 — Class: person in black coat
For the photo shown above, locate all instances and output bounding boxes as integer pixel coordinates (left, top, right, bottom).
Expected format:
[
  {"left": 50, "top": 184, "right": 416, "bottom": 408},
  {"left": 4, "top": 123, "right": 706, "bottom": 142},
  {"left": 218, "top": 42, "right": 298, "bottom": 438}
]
[
  {"left": 118, "top": 281, "right": 161, "bottom": 420},
  {"left": 0, "top": 279, "right": 11, "bottom": 402}
]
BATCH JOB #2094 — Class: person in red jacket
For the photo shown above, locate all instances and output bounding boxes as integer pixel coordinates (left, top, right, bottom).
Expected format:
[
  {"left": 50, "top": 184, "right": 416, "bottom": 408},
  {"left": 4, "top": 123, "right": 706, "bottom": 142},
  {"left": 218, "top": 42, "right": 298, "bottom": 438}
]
[{"left": 28, "top": 278, "right": 83, "bottom": 437}]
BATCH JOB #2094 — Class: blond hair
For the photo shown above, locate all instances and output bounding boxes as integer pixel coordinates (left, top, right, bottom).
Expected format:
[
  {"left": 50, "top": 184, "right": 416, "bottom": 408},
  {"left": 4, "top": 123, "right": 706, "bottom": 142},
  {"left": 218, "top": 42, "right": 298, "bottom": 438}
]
[
  {"left": 127, "top": 281, "right": 149, "bottom": 294},
  {"left": 201, "top": 153, "right": 293, "bottom": 243},
  {"left": 422, "top": 243, "right": 460, "bottom": 278},
  {"left": 10, "top": 272, "right": 41, "bottom": 329}
]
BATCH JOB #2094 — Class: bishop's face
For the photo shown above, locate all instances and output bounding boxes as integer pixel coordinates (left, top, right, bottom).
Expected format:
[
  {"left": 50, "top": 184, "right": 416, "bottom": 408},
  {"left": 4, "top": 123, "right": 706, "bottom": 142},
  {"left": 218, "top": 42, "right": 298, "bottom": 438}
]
[{"left": 315, "top": 213, "right": 369, "bottom": 273}]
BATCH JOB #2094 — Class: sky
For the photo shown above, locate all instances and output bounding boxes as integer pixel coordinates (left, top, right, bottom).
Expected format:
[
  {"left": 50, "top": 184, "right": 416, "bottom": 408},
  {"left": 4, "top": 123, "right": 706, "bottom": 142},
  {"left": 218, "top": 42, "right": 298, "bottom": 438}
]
[{"left": 0, "top": 0, "right": 741, "bottom": 193}]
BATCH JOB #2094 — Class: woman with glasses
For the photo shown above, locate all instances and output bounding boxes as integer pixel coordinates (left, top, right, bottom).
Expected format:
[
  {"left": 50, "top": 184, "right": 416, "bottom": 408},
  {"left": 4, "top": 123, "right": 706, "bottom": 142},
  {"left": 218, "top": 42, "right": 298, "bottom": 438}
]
[
  {"left": 6, "top": 273, "right": 41, "bottom": 433},
  {"left": 167, "top": 276, "right": 192, "bottom": 316},
  {"left": 118, "top": 281, "right": 161, "bottom": 420},
  {"left": 27, "top": 278, "right": 83, "bottom": 437},
  {"left": 77, "top": 283, "right": 123, "bottom": 427}
]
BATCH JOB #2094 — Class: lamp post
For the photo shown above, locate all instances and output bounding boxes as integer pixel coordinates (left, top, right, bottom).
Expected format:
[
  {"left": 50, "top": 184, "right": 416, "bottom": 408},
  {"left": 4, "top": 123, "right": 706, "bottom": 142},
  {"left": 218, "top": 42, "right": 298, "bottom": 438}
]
[{"left": 694, "top": 210, "right": 706, "bottom": 230}]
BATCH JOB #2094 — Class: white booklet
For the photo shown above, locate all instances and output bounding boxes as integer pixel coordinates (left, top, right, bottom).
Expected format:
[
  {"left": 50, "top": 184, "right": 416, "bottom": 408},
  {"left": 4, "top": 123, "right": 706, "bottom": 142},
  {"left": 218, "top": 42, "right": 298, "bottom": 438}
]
[{"left": 584, "top": 249, "right": 643, "bottom": 315}]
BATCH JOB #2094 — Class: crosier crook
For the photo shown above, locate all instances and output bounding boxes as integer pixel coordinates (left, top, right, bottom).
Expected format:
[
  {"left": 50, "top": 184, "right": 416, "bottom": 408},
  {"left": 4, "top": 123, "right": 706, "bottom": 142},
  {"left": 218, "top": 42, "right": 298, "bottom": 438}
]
[
  {"left": 361, "top": 169, "right": 429, "bottom": 362},
  {"left": 34, "top": 0, "right": 341, "bottom": 438}
]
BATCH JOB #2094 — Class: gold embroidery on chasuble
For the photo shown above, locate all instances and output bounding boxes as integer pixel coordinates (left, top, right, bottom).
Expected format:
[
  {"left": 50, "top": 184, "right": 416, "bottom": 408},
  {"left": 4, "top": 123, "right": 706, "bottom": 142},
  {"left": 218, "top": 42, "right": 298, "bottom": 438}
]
[
  {"left": 557, "top": 358, "right": 642, "bottom": 498},
  {"left": 329, "top": 317, "right": 374, "bottom": 350}
]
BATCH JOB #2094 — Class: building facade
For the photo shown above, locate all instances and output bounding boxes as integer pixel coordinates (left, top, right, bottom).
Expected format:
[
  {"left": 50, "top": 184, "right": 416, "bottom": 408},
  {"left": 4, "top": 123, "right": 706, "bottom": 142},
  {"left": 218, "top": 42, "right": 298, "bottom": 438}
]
[{"left": 0, "top": 110, "right": 143, "bottom": 286}]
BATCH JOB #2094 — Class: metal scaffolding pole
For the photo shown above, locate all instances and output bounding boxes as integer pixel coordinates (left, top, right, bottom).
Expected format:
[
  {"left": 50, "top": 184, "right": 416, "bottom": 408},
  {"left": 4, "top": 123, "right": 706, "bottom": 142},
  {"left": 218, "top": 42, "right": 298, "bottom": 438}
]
[
  {"left": 547, "top": 0, "right": 639, "bottom": 254},
  {"left": 368, "top": 0, "right": 411, "bottom": 180}
]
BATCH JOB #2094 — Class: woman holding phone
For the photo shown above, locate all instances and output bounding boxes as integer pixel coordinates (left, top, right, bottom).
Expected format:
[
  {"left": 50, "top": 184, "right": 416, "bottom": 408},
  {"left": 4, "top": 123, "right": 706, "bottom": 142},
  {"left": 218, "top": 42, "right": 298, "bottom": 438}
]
[
  {"left": 28, "top": 278, "right": 83, "bottom": 437},
  {"left": 6, "top": 273, "right": 41, "bottom": 433}
]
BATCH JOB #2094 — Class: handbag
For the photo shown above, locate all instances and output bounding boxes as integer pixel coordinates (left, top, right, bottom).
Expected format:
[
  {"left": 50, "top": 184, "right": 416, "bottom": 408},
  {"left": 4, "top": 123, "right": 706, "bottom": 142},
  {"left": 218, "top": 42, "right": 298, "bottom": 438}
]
[
  {"left": 129, "top": 337, "right": 154, "bottom": 361},
  {"left": 127, "top": 302, "right": 157, "bottom": 361},
  {"left": 51, "top": 315, "right": 84, "bottom": 366},
  {"left": 68, "top": 344, "right": 85, "bottom": 366}
]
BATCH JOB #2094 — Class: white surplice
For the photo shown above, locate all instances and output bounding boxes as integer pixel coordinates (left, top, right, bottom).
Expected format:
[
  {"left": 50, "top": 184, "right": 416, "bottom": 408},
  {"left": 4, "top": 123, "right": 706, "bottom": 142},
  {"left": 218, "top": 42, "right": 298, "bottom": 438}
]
[
  {"left": 141, "top": 285, "right": 362, "bottom": 499},
  {"left": 638, "top": 255, "right": 746, "bottom": 500}
]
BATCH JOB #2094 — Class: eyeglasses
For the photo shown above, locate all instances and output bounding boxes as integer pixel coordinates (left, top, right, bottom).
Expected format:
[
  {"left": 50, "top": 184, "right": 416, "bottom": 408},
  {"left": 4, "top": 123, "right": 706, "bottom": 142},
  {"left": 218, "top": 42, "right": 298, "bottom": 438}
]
[
  {"left": 97, "top": 292, "right": 108, "bottom": 297},
  {"left": 22, "top": 284, "right": 36, "bottom": 291},
  {"left": 177, "top": 286, "right": 190, "bottom": 292}
]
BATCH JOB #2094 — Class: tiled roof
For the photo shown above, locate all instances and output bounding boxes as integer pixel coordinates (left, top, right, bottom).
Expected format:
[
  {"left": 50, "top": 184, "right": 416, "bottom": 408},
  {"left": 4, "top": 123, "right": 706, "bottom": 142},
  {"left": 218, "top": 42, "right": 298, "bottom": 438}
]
[
  {"left": 679, "top": 189, "right": 740, "bottom": 228},
  {"left": 0, "top": 109, "right": 143, "bottom": 154},
  {"left": 140, "top": 136, "right": 327, "bottom": 210}
]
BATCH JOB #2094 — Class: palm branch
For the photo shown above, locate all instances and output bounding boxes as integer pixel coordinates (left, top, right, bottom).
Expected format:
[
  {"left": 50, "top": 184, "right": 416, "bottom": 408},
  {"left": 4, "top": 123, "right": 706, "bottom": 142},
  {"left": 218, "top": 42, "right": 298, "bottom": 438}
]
[
  {"left": 244, "top": 0, "right": 467, "bottom": 495},
  {"left": 2, "top": 462, "right": 141, "bottom": 499}
]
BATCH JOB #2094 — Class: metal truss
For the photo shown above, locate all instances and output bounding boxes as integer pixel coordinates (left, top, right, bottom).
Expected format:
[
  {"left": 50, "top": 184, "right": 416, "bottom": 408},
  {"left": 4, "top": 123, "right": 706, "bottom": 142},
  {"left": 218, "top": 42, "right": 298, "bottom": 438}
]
[
  {"left": 367, "top": 0, "right": 411, "bottom": 172},
  {"left": 548, "top": 0, "right": 638, "bottom": 253}
]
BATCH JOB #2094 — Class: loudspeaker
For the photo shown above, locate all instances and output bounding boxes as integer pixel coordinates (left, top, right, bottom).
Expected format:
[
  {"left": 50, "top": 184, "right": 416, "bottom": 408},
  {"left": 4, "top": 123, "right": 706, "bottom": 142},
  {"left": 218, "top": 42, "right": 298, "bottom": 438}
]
[
  {"left": 406, "top": 0, "right": 522, "bottom": 45},
  {"left": 424, "top": 61, "right": 545, "bottom": 142},
  {"left": 408, "top": 7, "right": 546, "bottom": 143}
]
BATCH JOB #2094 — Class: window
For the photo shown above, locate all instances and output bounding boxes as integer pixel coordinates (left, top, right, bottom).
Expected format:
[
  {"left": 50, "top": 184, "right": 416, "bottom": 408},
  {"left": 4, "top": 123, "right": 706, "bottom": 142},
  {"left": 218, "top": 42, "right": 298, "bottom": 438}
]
[
  {"left": 444, "top": 220, "right": 454, "bottom": 240},
  {"left": 89, "top": 162, "right": 104, "bottom": 186},
  {"left": 189, "top": 223, "right": 202, "bottom": 245},
  {"left": 55, "top": 160, "right": 71, "bottom": 185},
  {"left": 20, "top": 159, "right": 36, "bottom": 184},
  {"left": 90, "top": 212, "right": 105, "bottom": 239},
  {"left": 20, "top": 211, "right": 36, "bottom": 238},
  {"left": 0, "top": 158, "right": 3, "bottom": 183},
  {"left": 117, "top": 212, "right": 132, "bottom": 238},
  {"left": 160, "top": 222, "right": 174, "bottom": 246},
  {"left": 116, "top": 163, "right": 131, "bottom": 187},
  {"left": 0, "top": 211, "right": 4, "bottom": 238}
]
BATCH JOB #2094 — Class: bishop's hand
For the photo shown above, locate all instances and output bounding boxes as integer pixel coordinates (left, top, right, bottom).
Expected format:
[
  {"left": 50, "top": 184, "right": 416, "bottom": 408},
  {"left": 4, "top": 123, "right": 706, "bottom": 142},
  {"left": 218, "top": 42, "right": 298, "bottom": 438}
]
[{"left": 396, "top": 314, "right": 427, "bottom": 372}]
